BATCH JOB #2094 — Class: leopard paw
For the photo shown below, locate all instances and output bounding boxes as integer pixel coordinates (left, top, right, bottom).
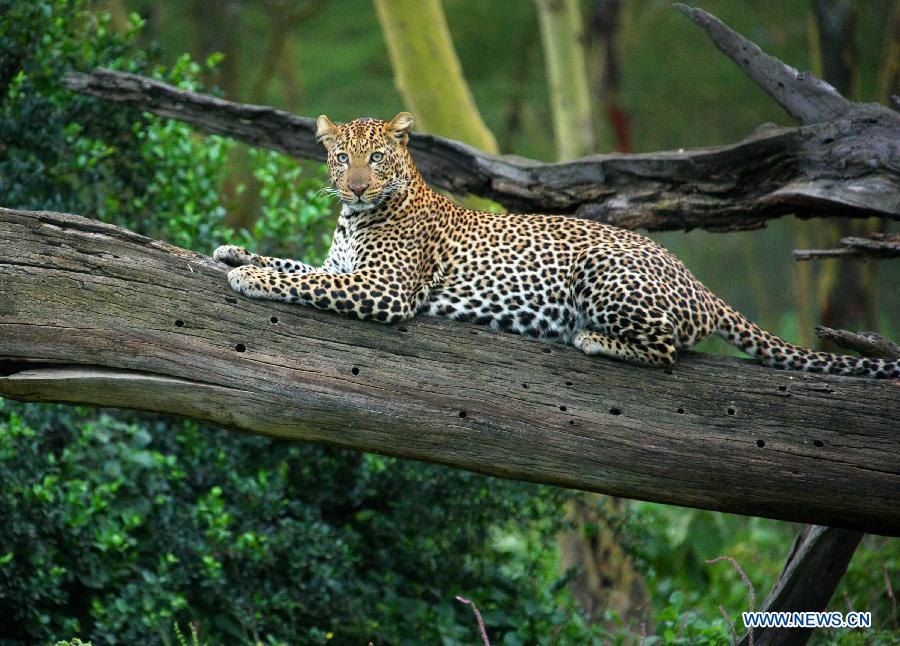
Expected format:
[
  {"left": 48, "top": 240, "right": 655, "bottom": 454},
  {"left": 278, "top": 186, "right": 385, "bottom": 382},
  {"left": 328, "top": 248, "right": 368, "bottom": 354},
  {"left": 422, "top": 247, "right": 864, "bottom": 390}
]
[
  {"left": 227, "top": 266, "right": 280, "bottom": 301},
  {"left": 214, "top": 245, "right": 256, "bottom": 267}
]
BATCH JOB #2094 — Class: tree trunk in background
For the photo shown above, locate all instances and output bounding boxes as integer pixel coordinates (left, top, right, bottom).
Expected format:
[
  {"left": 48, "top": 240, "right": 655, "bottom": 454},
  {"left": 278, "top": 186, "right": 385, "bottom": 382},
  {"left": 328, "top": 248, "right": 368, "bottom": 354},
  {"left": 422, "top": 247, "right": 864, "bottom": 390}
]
[
  {"left": 558, "top": 497, "right": 653, "bottom": 633},
  {"left": 190, "top": 0, "right": 241, "bottom": 99},
  {"left": 875, "top": 1, "right": 899, "bottom": 102},
  {"left": 372, "top": 0, "right": 498, "bottom": 154},
  {"left": 249, "top": 0, "right": 323, "bottom": 110},
  {"left": 499, "top": 24, "right": 539, "bottom": 153},
  {"left": 100, "top": 0, "right": 131, "bottom": 33},
  {"left": 185, "top": 0, "right": 251, "bottom": 232},
  {"left": 811, "top": 0, "right": 880, "bottom": 345},
  {"left": 585, "top": 0, "right": 630, "bottom": 152},
  {"left": 535, "top": 0, "right": 596, "bottom": 159}
]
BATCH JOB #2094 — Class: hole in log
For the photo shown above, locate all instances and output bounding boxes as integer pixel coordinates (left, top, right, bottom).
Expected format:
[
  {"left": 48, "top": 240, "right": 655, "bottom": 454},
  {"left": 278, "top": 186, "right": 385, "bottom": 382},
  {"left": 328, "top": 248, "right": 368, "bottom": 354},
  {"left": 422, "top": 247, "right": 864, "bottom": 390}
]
[
  {"left": 351, "top": 367, "right": 360, "bottom": 376},
  {"left": 559, "top": 405, "right": 567, "bottom": 412},
  {"left": 813, "top": 440, "right": 824, "bottom": 448},
  {"left": 542, "top": 347, "right": 551, "bottom": 354},
  {"left": 225, "top": 296, "right": 237, "bottom": 304},
  {"left": 235, "top": 343, "right": 246, "bottom": 352},
  {"left": 757, "top": 439, "right": 765, "bottom": 448},
  {"left": 565, "top": 381, "right": 573, "bottom": 386},
  {"left": 397, "top": 326, "right": 408, "bottom": 332},
  {"left": 458, "top": 411, "right": 467, "bottom": 418},
  {"left": 522, "top": 383, "right": 529, "bottom": 389},
  {"left": 270, "top": 316, "right": 279, "bottom": 324},
  {"left": 727, "top": 407, "right": 736, "bottom": 415},
  {"left": 569, "top": 420, "right": 575, "bottom": 425},
  {"left": 778, "top": 385, "right": 787, "bottom": 392},
  {"left": 677, "top": 408, "right": 685, "bottom": 414},
  {"left": 175, "top": 319, "right": 185, "bottom": 327},
  {"left": 609, "top": 407, "right": 621, "bottom": 416},
  {"left": 469, "top": 330, "right": 478, "bottom": 335},
  {"left": 823, "top": 137, "right": 834, "bottom": 144}
]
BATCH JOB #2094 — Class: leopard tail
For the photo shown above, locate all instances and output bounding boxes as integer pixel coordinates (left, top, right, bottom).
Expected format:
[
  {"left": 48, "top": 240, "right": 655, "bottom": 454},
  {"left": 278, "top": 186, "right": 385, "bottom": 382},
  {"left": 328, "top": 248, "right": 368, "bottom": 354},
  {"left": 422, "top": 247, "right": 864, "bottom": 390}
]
[{"left": 713, "top": 298, "right": 899, "bottom": 379}]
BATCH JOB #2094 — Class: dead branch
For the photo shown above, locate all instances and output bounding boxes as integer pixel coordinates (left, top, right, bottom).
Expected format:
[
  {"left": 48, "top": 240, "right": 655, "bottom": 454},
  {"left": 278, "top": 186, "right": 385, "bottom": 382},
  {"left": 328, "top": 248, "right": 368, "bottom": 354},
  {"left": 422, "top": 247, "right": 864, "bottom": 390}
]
[
  {"left": 736, "top": 527, "right": 863, "bottom": 646},
  {"left": 61, "top": 7, "right": 900, "bottom": 232},
  {"left": 794, "top": 233, "right": 900, "bottom": 261},
  {"left": 814, "top": 326, "right": 900, "bottom": 360}
]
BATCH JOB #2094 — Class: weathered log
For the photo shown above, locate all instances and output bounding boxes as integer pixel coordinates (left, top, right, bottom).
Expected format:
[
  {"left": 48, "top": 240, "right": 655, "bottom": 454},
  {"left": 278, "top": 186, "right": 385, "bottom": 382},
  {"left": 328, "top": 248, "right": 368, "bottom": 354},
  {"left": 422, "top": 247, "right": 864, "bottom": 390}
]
[
  {"left": 61, "top": 7, "right": 900, "bottom": 232},
  {"left": 793, "top": 233, "right": 900, "bottom": 261},
  {"left": 1, "top": 206, "right": 898, "bottom": 535}
]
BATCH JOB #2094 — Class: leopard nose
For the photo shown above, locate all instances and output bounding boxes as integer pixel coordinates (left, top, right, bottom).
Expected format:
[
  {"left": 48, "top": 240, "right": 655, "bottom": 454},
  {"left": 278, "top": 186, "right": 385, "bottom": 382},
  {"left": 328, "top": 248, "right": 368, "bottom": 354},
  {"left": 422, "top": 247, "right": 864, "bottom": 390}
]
[{"left": 349, "top": 183, "right": 369, "bottom": 197}]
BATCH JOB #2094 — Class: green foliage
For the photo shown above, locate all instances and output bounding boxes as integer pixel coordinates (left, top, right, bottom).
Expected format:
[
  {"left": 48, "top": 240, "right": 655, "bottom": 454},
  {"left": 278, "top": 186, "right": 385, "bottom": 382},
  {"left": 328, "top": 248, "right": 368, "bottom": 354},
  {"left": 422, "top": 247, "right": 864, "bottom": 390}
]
[
  {"left": 1, "top": 0, "right": 146, "bottom": 214},
  {"left": 172, "top": 622, "right": 202, "bottom": 646},
  {"left": 232, "top": 149, "right": 333, "bottom": 264},
  {"left": 0, "top": 401, "right": 592, "bottom": 644}
]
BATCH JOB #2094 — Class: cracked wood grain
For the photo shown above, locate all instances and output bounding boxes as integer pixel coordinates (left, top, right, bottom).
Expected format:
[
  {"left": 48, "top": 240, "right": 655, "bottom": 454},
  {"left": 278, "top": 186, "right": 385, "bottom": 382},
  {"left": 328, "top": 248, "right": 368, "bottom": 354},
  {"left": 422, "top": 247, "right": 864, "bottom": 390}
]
[{"left": 1, "top": 206, "right": 898, "bottom": 535}]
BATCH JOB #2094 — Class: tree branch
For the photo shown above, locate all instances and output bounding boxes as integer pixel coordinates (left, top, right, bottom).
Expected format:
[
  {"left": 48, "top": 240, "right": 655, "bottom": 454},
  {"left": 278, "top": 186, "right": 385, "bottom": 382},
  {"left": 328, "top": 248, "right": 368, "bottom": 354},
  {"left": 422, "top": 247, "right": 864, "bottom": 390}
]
[
  {"left": 793, "top": 233, "right": 900, "bottom": 261},
  {"left": 814, "top": 326, "right": 900, "bottom": 359},
  {"left": 673, "top": 3, "right": 854, "bottom": 124},
  {"left": 61, "top": 5, "right": 900, "bottom": 232},
  {"left": 1, "top": 207, "right": 899, "bottom": 535},
  {"left": 737, "top": 526, "right": 864, "bottom": 646}
]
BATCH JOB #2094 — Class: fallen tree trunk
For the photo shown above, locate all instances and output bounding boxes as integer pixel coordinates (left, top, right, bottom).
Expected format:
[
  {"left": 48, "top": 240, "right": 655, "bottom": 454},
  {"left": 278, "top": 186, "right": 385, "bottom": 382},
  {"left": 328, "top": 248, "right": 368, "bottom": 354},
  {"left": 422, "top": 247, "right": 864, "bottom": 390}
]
[
  {"left": 1, "top": 206, "right": 898, "bottom": 535},
  {"left": 61, "top": 6, "right": 900, "bottom": 232}
]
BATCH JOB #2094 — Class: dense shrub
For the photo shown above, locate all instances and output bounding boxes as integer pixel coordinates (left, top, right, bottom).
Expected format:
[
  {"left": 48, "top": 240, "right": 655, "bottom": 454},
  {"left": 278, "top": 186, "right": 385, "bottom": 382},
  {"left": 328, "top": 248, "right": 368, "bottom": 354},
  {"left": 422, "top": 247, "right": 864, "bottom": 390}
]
[{"left": 0, "top": 402, "right": 595, "bottom": 644}]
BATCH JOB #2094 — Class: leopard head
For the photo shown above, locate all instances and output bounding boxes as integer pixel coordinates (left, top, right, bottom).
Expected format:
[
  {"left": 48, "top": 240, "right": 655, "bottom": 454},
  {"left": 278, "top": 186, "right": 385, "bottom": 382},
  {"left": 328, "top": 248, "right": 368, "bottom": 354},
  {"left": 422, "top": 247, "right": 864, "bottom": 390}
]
[{"left": 316, "top": 112, "right": 416, "bottom": 212}]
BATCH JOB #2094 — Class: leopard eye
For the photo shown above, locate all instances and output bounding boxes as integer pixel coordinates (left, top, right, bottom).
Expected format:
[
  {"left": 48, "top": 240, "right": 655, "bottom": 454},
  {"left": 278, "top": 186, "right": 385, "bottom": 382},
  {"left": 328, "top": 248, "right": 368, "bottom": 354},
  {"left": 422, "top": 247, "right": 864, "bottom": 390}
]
[
  {"left": 336, "top": 152, "right": 349, "bottom": 164},
  {"left": 370, "top": 152, "right": 384, "bottom": 163}
]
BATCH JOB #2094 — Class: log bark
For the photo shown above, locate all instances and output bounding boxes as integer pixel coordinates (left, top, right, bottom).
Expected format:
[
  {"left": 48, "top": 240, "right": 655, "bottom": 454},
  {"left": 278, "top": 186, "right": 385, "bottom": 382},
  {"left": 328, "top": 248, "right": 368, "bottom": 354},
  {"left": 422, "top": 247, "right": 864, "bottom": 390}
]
[
  {"left": 60, "top": 8, "right": 900, "bottom": 232},
  {"left": 1, "top": 206, "right": 899, "bottom": 536}
]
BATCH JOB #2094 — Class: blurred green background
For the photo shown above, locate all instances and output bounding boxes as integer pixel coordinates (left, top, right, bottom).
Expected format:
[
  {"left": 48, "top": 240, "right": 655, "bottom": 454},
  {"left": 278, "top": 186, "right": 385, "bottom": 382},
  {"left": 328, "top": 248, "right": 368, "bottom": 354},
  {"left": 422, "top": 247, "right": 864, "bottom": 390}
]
[{"left": 0, "top": 0, "right": 897, "bottom": 644}]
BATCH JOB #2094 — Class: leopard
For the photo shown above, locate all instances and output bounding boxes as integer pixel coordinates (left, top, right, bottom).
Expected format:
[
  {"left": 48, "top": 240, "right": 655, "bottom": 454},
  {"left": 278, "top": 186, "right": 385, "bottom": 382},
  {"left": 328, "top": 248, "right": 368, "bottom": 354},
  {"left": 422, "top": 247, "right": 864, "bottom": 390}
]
[{"left": 214, "top": 112, "right": 899, "bottom": 379}]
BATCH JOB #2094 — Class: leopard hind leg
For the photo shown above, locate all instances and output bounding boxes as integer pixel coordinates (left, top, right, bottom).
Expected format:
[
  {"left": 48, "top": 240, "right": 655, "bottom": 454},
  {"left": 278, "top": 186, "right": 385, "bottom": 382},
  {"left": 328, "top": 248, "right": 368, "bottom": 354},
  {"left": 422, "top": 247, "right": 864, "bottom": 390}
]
[
  {"left": 567, "top": 246, "right": 688, "bottom": 368},
  {"left": 572, "top": 326, "right": 679, "bottom": 367}
]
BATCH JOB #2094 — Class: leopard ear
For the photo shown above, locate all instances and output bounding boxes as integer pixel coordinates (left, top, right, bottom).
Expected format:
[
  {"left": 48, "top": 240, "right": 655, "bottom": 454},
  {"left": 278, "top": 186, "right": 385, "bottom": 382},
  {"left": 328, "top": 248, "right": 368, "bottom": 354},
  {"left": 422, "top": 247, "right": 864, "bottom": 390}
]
[
  {"left": 386, "top": 112, "right": 414, "bottom": 146},
  {"left": 316, "top": 115, "right": 340, "bottom": 148}
]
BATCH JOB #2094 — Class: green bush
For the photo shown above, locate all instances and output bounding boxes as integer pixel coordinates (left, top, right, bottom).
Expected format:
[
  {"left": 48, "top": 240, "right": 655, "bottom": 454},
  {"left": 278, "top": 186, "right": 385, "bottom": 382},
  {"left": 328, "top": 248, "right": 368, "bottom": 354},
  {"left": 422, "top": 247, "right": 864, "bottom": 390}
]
[{"left": 0, "top": 402, "right": 594, "bottom": 644}]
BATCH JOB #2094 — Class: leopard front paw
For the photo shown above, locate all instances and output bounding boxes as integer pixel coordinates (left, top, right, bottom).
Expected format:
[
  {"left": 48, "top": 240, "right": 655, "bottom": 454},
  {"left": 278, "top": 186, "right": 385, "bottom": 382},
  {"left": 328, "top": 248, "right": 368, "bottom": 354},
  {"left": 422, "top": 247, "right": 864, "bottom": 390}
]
[
  {"left": 214, "top": 245, "right": 256, "bottom": 267},
  {"left": 227, "top": 266, "right": 278, "bottom": 301}
]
